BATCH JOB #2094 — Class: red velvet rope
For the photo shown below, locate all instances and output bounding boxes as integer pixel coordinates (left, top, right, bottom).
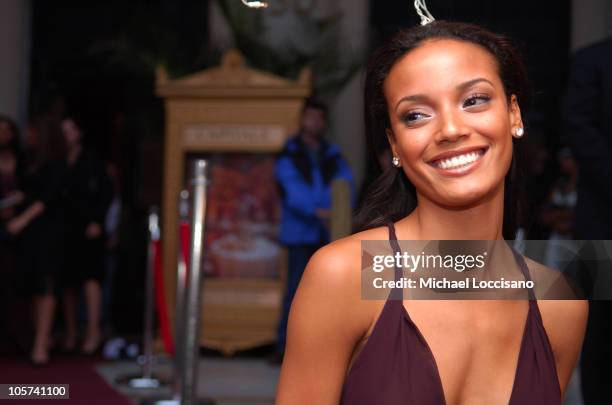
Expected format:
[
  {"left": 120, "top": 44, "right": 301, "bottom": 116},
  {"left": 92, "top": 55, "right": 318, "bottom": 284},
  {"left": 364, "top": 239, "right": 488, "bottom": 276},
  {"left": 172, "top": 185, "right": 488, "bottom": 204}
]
[
  {"left": 154, "top": 221, "right": 192, "bottom": 354},
  {"left": 154, "top": 239, "right": 174, "bottom": 354}
]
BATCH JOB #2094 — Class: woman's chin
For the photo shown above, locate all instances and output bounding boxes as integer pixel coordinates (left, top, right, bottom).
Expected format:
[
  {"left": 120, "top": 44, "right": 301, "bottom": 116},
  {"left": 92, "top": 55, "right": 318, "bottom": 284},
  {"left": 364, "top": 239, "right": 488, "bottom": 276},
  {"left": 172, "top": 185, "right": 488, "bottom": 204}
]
[{"left": 433, "top": 187, "right": 496, "bottom": 208}]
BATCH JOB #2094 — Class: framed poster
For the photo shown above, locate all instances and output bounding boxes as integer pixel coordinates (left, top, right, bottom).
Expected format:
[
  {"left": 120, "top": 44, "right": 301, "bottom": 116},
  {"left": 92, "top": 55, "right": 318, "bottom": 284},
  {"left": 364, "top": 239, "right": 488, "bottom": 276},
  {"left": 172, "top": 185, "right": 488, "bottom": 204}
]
[{"left": 187, "top": 153, "right": 282, "bottom": 279}]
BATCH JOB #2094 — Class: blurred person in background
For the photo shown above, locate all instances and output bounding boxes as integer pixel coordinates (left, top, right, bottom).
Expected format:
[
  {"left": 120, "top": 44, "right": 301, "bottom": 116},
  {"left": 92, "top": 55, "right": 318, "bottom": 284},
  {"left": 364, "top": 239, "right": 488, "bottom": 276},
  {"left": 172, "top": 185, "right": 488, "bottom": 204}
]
[
  {"left": 0, "top": 115, "right": 25, "bottom": 176},
  {"left": 564, "top": 37, "right": 612, "bottom": 405},
  {"left": 0, "top": 145, "right": 21, "bottom": 226},
  {"left": 0, "top": 116, "right": 28, "bottom": 356},
  {"left": 272, "top": 98, "right": 355, "bottom": 364},
  {"left": 60, "top": 117, "right": 113, "bottom": 354},
  {"left": 7, "top": 117, "right": 67, "bottom": 365},
  {"left": 541, "top": 147, "right": 578, "bottom": 269},
  {"left": 519, "top": 119, "right": 556, "bottom": 240},
  {"left": 0, "top": 115, "right": 25, "bottom": 223}
]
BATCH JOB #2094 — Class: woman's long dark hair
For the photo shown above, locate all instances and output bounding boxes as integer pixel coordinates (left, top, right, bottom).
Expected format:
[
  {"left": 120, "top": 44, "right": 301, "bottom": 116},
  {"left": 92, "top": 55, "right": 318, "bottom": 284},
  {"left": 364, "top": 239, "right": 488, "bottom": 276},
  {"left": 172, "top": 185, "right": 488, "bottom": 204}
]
[{"left": 354, "top": 21, "right": 530, "bottom": 240}]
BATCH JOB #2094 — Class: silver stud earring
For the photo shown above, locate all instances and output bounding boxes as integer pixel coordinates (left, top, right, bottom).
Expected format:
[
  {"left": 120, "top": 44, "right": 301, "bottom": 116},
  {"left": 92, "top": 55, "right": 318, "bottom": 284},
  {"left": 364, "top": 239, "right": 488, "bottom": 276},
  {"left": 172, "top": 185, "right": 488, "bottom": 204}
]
[
  {"left": 392, "top": 156, "right": 400, "bottom": 167},
  {"left": 513, "top": 127, "right": 524, "bottom": 138}
]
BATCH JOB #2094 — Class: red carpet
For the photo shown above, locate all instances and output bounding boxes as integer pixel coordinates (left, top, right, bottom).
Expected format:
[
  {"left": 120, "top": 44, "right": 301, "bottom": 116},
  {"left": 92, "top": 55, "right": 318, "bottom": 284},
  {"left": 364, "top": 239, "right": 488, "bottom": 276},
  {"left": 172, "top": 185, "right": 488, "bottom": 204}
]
[{"left": 0, "top": 354, "right": 132, "bottom": 404}]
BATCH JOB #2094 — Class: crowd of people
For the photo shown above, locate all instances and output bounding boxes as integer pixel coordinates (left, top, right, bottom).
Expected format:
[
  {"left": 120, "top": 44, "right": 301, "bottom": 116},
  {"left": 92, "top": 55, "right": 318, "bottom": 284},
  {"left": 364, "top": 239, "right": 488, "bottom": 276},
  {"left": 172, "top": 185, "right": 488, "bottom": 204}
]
[{"left": 0, "top": 111, "right": 118, "bottom": 366}]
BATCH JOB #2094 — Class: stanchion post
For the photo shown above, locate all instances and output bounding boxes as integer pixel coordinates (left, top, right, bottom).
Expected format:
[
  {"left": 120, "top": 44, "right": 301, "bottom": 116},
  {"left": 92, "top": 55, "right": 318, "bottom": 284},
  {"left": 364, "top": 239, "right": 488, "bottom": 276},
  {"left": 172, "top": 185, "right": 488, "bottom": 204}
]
[
  {"left": 126, "top": 207, "right": 162, "bottom": 389},
  {"left": 181, "top": 160, "right": 208, "bottom": 405},
  {"left": 144, "top": 207, "right": 160, "bottom": 379},
  {"left": 173, "top": 190, "right": 190, "bottom": 399}
]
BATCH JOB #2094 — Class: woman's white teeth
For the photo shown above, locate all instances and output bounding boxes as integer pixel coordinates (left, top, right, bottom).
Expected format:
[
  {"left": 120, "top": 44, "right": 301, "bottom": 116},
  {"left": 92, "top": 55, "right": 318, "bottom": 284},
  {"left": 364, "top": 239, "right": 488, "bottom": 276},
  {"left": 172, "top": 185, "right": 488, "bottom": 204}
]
[{"left": 437, "top": 151, "right": 483, "bottom": 170}]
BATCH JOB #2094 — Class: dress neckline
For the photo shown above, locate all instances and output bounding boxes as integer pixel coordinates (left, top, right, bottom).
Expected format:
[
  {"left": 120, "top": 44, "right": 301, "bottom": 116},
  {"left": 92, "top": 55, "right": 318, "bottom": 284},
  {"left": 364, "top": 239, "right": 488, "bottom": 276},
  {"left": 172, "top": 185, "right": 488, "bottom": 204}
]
[
  {"left": 387, "top": 221, "right": 535, "bottom": 405},
  {"left": 397, "top": 299, "right": 532, "bottom": 405}
]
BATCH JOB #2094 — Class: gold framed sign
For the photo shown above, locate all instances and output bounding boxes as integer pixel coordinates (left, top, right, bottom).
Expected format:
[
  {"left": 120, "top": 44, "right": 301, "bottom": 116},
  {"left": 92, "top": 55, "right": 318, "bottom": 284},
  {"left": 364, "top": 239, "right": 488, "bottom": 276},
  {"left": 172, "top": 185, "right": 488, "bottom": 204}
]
[{"left": 157, "top": 50, "right": 311, "bottom": 354}]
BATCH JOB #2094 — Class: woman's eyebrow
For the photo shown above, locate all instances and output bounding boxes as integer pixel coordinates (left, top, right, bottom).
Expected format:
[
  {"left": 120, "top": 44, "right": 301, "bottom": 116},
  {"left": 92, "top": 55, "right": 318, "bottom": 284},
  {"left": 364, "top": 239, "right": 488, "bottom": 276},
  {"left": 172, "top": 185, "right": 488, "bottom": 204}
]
[
  {"left": 394, "top": 94, "right": 429, "bottom": 111},
  {"left": 457, "top": 77, "right": 494, "bottom": 92}
]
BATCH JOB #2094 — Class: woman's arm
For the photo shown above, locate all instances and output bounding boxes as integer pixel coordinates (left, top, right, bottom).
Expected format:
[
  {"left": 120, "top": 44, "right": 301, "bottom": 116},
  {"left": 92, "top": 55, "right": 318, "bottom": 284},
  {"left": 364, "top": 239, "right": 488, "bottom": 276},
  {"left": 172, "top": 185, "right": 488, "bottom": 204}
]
[
  {"left": 538, "top": 299, "right": 588, "bottom": 397},
  {"left": 6, "top": 201, "right": 45, "bottom": 235},
  {"left": 275, "top": 241, "right": 371, "bottom": 405}
]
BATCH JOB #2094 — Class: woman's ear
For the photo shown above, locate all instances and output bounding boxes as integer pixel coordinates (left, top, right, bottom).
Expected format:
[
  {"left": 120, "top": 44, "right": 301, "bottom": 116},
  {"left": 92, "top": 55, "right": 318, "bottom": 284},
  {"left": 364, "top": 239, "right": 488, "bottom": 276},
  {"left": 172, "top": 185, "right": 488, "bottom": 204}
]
[{"left": 509, "top": 95, "right": 523, "bottom": 131}]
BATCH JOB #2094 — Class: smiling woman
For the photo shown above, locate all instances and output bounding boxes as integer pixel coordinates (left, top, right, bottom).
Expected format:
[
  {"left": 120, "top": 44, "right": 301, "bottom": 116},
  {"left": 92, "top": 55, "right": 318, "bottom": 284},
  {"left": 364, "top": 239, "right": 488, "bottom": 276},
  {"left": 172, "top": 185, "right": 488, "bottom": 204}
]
[
  {"left": 275, "top": 21, "right": 587, "bottom": 405},
  {"left": 356, "top": 22, "right": 530, "bottom": 239},
  {"left": 384, "top": 38, "right": 520, "bottom": 211}
]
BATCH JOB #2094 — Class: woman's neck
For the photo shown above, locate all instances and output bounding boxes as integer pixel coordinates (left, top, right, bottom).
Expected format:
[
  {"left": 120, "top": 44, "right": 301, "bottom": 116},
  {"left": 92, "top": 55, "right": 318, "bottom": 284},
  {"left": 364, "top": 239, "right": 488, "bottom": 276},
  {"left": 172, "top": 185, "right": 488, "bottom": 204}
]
[{"left": 400, "top": 185, "right": 505, "bottom": 240}]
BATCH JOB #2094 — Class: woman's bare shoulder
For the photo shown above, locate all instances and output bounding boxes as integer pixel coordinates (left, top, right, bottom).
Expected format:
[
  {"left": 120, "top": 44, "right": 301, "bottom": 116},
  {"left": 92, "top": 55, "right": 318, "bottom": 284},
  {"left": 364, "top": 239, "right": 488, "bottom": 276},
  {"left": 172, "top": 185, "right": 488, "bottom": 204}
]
[
  {"left": 294, "top": 226, "right": 390, "bottom": 330},
  {"left": 522, "top": 256, "right": 588, "bottom": 329},
  {"left": 536, "top": 298, "right": 589, "bottom": 328},
  {"left": 313, "top": 227, "right": 387, "bottom": 271},
  {"left": 523, "top": 256, "right": 582, "bottom": 299},
  {"left": 306, "top": 227, "right": 388, "bottom": 287},
  {"left": 518, "top": 257, "right": 587, "bottom": 347},
  {"left": 275, "top": 227, "right": 391, "bottom": 403}
]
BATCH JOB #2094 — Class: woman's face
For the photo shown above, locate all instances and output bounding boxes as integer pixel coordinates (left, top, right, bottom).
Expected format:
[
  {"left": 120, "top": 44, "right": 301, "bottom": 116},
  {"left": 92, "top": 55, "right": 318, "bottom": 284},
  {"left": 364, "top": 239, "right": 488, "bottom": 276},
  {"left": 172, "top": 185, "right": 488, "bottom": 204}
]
[
  {"left": 384, "top": 39, "right": 522, "bottom": 208},
  {"left": 61, "top": 119, "right": 82, "bottom": 147}
]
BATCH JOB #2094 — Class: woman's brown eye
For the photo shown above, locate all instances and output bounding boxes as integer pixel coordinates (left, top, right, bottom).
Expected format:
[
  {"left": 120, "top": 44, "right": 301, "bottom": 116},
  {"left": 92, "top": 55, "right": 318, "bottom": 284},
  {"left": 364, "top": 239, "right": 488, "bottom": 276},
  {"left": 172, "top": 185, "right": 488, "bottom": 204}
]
[
  {"left": 402, "top": 111, "right": 430, "bottom": 124},
  {"left": 464, "top": 95, "right": 490, "bottom": 108}
]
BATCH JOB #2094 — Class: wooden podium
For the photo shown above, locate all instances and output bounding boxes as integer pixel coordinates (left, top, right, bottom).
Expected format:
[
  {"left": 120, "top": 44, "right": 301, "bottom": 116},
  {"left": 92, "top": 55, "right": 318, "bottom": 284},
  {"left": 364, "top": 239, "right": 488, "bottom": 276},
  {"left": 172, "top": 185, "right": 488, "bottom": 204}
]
[{"left": 156, "top": 50, "right": 311, "bottom": 355}]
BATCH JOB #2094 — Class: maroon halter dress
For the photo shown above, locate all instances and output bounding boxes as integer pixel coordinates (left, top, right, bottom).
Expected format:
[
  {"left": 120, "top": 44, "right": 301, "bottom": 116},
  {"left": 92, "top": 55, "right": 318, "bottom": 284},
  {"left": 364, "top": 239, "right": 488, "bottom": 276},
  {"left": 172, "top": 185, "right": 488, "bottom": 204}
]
[{"left": 340, "top": 223, "right": 562, "bottom": 404}]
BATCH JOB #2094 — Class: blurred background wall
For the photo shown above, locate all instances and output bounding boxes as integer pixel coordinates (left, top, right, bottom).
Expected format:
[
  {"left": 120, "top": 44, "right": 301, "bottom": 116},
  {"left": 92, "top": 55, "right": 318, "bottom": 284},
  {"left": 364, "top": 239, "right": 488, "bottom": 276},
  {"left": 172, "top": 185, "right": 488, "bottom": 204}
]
[
  {"left": 209, "top": 0, "right": 369, "bottom": 186},
  {"left": 571, "top": 0, "right": 612, "bottom": 51},
  {"left": 0, "top": 0, "right": 31, "bottom": 131}
]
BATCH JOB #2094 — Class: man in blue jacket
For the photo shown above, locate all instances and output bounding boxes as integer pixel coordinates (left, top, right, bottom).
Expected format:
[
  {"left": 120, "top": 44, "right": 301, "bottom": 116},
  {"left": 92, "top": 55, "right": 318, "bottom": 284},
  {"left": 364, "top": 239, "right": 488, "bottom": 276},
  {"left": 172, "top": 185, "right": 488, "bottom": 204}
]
[{"left": 273, "top": 98, "right": 354, "bottom": 362}]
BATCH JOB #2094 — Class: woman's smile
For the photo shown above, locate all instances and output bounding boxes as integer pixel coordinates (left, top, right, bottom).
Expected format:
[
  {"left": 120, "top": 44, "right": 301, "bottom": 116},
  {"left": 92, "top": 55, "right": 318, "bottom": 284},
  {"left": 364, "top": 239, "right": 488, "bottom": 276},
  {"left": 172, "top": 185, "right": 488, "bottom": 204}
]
[{"left": 428, "top": 146, "right": 489, "bottom": 177}]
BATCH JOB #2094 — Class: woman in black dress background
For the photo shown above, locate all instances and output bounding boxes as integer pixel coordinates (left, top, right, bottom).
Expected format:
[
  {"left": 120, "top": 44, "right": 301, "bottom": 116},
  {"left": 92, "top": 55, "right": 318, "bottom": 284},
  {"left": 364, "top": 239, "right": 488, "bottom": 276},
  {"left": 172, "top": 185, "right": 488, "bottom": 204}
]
[
  {"left": 60, "top": 117, "right": 112, "bottom": 354},
  {"left": 7, "top": 118, "right": 66, "bottom": 365}
]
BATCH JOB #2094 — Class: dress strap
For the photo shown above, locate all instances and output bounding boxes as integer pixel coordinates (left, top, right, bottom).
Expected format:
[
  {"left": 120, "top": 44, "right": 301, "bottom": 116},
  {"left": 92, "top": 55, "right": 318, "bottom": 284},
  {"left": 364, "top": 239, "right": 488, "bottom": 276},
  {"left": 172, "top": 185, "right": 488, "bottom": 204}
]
[
  {"left": 386, "top": 222, "right": 401, "bottom": 258},
  {"left": 387, "top": 221, "right": 398, "bottom": 241},
  {"left": 386, "top": 222, "right": 404, "bottom": 299},
  {"left": 386, "top": 222, "right": 402, "bottom": 257},
  {"left": 509, "top": 245, "right": 537, "bottom": 301}
]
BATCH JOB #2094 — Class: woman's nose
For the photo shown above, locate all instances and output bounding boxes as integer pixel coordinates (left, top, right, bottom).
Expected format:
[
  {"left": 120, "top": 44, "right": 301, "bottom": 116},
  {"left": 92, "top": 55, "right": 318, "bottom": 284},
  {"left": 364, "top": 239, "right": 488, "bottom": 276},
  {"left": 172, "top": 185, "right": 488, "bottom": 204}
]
[{"left": 435, "top": 108, "right": 469, "bottom": 143}]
